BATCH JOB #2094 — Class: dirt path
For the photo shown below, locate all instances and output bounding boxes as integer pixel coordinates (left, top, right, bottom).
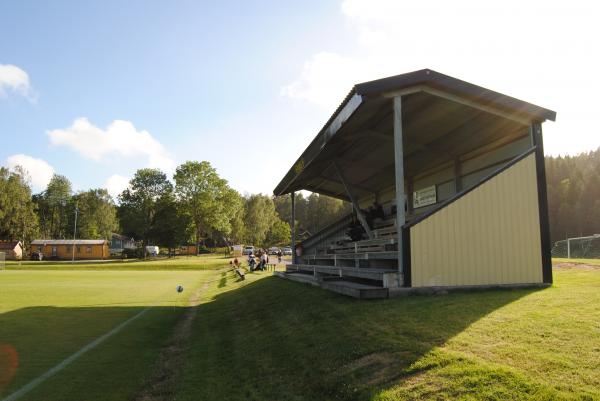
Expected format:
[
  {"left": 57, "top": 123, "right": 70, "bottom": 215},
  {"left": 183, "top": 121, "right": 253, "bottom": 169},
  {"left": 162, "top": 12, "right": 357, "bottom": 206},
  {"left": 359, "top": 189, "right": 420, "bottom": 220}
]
[
  {"left": 133, "top": 281, "right": 208, "bottom": 401},
  {"left": 553, "top": 262, "right": 600, "bottom": 270}
]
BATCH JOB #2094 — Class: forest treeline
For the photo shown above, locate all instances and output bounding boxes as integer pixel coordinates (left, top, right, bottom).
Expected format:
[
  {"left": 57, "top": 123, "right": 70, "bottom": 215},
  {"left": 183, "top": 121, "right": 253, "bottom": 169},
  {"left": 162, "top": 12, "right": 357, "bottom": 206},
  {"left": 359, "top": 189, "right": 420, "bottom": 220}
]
[
  {"left": 0, "top": 161, "right": 348, "bottom": 251},
  {"left": 1, "top": 148, "right": 598, "bottom": 251},
  {"left": 546, "top": 147, "right": 600, "bottom": 244},
  {"left": 0, "top": 162, "right": 293, "bottom": 250}
]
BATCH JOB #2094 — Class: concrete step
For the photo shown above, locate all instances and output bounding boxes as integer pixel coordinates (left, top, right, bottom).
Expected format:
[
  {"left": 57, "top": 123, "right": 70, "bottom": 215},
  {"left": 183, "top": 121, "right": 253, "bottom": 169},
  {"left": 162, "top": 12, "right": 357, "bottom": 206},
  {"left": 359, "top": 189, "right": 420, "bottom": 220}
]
[
  {"left": 321, "top": 280, "right": 388, "bottom": 299},
  {"left": 278, "top": 272, "right": 319, "bottom": 286}
]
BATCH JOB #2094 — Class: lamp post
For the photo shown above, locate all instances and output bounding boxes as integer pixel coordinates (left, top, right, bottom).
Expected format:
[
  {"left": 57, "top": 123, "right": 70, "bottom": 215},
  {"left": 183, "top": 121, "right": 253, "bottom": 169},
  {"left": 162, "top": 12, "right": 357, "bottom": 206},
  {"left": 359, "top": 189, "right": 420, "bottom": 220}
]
[{"left": 72, "top": 206, "right": 78, "bottom": 263}]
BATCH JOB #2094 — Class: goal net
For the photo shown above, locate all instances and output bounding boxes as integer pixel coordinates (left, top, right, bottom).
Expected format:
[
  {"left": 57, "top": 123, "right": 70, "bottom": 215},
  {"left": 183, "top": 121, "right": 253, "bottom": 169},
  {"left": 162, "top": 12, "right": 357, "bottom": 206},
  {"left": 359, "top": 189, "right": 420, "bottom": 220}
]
[{"left": 551, "top": 235, "right": 600, "bottom": 259}]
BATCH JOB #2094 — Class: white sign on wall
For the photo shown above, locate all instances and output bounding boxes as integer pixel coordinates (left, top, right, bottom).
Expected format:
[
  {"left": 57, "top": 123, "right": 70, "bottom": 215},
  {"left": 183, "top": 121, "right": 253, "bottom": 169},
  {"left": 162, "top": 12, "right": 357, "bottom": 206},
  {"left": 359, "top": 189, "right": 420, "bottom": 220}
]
[{"left": 413, "top": 185, "right": 437, "bottom": 208}]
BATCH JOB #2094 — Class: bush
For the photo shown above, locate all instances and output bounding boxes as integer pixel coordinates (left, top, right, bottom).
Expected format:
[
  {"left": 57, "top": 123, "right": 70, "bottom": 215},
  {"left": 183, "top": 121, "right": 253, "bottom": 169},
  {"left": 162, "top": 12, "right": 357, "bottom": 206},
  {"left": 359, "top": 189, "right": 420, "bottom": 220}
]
[
  {"left": 211, "top": 246, "right": 230, "bottom": 255},
  {"left": 122, "top": 248, "right": 143, "bottom": 259},
  {"left": 197, "top": 245, "right": 211, "bottom": 254}
]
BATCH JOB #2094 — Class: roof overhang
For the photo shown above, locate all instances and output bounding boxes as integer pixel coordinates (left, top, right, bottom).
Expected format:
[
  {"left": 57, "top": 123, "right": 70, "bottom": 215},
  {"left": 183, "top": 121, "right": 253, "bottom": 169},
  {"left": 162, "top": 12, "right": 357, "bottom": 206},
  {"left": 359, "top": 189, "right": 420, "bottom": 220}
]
[{"left": 274, "top": 69, "right": 556, "bottom": 198}]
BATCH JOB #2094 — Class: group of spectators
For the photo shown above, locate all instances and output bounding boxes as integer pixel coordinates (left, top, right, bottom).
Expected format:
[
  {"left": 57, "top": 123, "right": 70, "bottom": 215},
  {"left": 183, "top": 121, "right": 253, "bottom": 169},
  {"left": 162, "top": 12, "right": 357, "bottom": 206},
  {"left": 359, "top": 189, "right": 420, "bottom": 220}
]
[
  {"left": 246, "top": 248, "right": 282, "bottom": 271},
  {"left": 231, "top": 247, "right": 286, "bottom": 274}
]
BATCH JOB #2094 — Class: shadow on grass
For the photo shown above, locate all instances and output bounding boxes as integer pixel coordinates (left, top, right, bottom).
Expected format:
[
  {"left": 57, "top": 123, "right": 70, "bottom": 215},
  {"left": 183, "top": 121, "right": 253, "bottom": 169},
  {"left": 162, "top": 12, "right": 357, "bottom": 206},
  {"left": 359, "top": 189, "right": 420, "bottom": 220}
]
[
  {"left": 178, "top": 276, "right": 545, "bottom": 401},
  {"left": 0, "top": 303, "right": 189, "bottom": 401}
]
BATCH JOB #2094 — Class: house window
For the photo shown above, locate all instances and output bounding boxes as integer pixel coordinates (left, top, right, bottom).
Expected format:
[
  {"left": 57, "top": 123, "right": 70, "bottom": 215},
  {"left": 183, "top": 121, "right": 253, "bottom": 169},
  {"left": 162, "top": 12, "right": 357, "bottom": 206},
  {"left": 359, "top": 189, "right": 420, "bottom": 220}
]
[
  {"left": 86, "top": 246, "right": 92, "bottom": 253},
  {"left": 37, "top": 246, "right": 42, "bottom": 252}
]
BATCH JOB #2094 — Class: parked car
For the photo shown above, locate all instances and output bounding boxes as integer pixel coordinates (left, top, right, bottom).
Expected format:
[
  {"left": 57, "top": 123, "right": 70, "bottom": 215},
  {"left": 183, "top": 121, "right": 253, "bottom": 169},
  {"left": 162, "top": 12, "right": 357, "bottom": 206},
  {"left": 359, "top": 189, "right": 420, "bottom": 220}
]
[
  {"left": 243, "top": 246, "right": 255, "bottom": 255},
  {"left": 268, "top": 247, "right": 280, "bottom": 255},
  {"left": 281, "top": 247, "right": 292, "bottom": 255},
  {"left": 30, "top": 251, "right": 43, "bottom": 261}
]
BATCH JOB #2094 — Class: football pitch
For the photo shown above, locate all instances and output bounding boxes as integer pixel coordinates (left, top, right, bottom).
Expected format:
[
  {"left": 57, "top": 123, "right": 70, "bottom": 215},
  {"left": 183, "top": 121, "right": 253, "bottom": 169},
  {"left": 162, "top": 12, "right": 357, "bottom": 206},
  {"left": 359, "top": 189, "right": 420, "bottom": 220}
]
[
  {"left": 0, "top": 257, "right": 243, "bottom": 401},
  {"left": 1, "top": 258, "right": 599, "bottom": 401}
]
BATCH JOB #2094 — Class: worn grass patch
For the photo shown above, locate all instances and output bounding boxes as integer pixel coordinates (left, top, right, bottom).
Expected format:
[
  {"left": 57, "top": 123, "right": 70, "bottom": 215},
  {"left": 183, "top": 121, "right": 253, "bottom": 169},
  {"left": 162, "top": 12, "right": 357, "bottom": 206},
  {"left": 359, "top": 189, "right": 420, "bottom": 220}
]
[{"left": 553, "top": 257, "right": 600, "bottom": 267}]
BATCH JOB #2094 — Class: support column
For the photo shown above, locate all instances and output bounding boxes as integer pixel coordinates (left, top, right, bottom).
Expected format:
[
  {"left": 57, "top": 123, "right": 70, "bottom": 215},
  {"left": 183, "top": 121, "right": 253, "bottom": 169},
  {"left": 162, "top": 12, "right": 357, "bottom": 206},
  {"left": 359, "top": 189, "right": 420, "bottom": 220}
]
[
  {"left": 291, "top": 191, "right": 296, "bottom": 264},
  {"left": 393, "top": 96, "right": 406, "bottom": 277},
  {"left": 531, "top": 123, "right": 553, "bottom": 284},
  {"left": 332, "top": 161, "right": 373, "bottom": 240}
]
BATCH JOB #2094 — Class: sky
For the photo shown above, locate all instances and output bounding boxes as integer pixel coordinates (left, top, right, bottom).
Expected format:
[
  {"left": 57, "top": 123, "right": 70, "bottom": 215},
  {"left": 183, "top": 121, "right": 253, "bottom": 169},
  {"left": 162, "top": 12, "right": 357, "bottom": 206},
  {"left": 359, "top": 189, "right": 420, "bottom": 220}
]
[{"left": 1, "top": 0, "right": 599, "bottom": 199}]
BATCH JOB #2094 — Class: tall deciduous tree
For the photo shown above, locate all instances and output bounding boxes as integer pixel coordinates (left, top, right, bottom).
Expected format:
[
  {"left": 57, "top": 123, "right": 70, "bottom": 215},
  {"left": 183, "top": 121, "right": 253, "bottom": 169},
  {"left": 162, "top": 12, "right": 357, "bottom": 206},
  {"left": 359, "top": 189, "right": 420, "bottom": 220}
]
[
  {"left": 265, "top": 219, "right": 291, "bottom": 247},
  {"left": 70, "top": 189, "right": 119, "bottom": 240},
  {"left": 0, "top": 167, "right": 39, "bottom": 247},
  {"left": 244, "top": 194, "right": 278, "bottom": 247},
  {"left": 174, "top": 161, "right": 238, "bottom": 249},
  {"left": 118, "top": 169, "right": 173, "bottom": 252},
  {"left": 151, "top": 192, "right": 190, "bottom": 253},
  {"left": 36, "top": 174, "right": 72, "bottom": 238}
]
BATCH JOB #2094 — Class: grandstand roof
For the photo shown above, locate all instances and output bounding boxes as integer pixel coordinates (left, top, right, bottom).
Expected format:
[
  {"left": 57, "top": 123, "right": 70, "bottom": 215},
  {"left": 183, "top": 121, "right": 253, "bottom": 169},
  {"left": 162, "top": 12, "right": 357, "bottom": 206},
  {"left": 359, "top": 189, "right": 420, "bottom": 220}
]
[{"left": 274, "top": 69, "right": 556, "bottom": 200}]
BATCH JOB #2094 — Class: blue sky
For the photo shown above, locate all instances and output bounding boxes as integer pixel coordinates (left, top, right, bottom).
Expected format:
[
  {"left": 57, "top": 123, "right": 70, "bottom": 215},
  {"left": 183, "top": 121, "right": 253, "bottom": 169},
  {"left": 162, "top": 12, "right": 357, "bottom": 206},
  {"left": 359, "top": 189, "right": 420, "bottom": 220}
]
[{"left": 1, "top": 0, "right": 599, "bottom": 198}]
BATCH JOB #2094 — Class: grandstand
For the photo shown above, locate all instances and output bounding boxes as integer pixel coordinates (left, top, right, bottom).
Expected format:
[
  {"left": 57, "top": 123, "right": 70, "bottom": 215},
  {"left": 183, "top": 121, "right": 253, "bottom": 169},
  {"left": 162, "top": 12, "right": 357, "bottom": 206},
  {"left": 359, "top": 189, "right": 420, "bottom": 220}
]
[{"left": 274, "top": 69, "right": 556, "bottom": 298}]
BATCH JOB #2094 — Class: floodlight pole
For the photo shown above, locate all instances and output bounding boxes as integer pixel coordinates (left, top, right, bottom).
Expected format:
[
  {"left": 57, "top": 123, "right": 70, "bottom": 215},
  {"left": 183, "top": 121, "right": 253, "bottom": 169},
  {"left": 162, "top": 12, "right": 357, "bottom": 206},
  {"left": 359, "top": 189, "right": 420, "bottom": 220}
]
[
  {"left": 291, "top": 191, "right": 296, "bottom": 264},
  {"left": 72, "top": 207, "right": 78, "bottom": 263}
]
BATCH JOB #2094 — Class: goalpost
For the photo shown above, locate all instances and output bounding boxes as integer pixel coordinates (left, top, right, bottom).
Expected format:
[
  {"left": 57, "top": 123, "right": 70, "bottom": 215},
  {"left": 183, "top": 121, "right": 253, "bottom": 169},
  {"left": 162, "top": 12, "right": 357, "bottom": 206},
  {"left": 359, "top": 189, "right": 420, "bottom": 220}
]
[
  {"left": 551, "top": 234, "right": 600, "bottom": 259},
  {"left": 0, "top": 251, "right": 5, "bottom": 271}
]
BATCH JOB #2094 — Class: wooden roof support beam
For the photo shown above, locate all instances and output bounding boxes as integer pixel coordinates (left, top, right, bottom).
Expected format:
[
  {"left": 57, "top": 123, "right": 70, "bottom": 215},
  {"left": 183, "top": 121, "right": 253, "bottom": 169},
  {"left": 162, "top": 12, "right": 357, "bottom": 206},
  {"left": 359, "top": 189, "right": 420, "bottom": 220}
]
[
  {"left": 332, "top": 161, "right": 373, "bottom": 240},
  {"left": 383, "top": 84, "right": 531, "bottom": 125}
]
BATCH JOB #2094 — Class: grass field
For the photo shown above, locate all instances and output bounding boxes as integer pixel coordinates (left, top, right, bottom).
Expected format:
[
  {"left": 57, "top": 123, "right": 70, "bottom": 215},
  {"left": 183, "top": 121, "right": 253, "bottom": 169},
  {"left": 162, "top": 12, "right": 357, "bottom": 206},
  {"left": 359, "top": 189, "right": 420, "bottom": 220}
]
[{"left": 1, "top": 257, "right": 599, "bottom": 400}]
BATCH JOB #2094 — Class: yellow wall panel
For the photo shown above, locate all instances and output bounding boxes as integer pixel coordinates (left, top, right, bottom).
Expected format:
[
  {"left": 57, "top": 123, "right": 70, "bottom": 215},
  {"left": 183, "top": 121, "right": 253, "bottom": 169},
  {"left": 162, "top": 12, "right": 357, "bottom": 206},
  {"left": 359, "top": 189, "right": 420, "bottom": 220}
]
[{"left": 410, "top": 153, "right": 543, "bottom": 287}]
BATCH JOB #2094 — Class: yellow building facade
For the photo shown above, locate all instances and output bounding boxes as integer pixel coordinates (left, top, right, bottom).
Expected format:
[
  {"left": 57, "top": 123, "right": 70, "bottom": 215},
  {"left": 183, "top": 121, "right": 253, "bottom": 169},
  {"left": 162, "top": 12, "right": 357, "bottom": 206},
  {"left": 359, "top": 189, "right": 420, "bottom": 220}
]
[{"left": 31, "top": 240, "right": 109, "bottom": 260}]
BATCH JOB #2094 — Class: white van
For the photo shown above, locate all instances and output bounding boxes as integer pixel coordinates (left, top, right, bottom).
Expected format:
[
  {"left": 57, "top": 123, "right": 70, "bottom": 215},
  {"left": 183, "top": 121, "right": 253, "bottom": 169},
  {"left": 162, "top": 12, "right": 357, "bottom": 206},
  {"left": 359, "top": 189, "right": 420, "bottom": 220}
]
[
  {"left": 243, "top": 245, "right": 255, "bottom": 255},
  {"left": 145, "top": 245, "right": 159, "bottom": 256}
]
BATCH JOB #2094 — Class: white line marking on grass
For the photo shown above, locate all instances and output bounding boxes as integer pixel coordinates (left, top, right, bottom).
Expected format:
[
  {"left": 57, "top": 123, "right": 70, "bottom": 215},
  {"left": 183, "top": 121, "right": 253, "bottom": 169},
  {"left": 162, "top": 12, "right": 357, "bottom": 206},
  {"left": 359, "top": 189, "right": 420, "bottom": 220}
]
[{"left": 1, "top": 308, "right": 149, "bottom": 401}]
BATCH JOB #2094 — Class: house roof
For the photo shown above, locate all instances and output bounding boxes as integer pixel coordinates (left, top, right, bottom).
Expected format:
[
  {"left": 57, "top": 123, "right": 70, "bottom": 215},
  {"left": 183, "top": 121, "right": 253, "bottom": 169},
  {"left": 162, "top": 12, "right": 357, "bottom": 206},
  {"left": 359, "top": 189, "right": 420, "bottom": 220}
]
[
  {"left": 111, "top": 233, "right": 135, "bottom": 241},
  {"left": 273, "top": 69, "right": 557, "bottom": 198},
  {"left": 0, "top": 241, "right": 21, "bottom": 250},
  {"left": 31, "top": 239, "right": 107, "bottom": 245}
]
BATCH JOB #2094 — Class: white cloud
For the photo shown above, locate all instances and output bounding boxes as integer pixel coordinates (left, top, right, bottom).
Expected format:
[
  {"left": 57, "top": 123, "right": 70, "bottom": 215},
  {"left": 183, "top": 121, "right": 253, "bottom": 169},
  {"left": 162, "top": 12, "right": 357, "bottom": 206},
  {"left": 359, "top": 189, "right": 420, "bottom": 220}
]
[
  {"left": 281, "top": 52, "right": 372, "bottom": 109},
  {"left": 282, "top": 0, "right": 600, "bottom": 156},
  {"left": 5, "top": 154, "right": 54, "bottom": 191},
  {"left": 103, "top": 174, "right": 130, "bottom": 200},
  {"left": 47, "top": 118, "right": 175, "bottom": 172},
  {"left": 0, "top": 64, "right": 36, "bottom": 101}
]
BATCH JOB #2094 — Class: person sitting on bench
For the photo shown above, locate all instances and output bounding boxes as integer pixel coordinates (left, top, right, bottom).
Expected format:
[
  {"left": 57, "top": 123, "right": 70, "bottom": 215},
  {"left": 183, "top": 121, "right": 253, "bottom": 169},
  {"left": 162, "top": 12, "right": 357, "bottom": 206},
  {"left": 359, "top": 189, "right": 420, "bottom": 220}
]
[
  {"left": 230, "top": 258, "right": 245, "bottom": 280},
  {"left": 248, "top": 253, "right": 257, "bottom": 271}
]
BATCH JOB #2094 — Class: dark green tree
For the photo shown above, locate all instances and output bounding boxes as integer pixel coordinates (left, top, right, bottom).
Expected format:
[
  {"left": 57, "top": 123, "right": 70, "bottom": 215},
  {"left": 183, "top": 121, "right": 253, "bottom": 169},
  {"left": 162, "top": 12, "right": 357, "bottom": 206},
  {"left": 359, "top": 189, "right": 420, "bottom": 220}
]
[
  {"left": 36, "top": 174, "right": 72, "bottom": 238},
  {"left": 244, "top": 194, "right": 278, "bottom": 247},
  {"left": 0, "top": 167, "right": 39, "bottom": 248},
  {"left": 118, "top": 168, "right": 173, "bottom": 253},
  {"left": 265, "top": 219, "right": 291, "bottom": 247},
  {"left": 150, "top": 192, "right": 190, "bottom": 254},
  {"left": 70, "top": 189, "right": 119, "bottom": 240},
  {"left": 174, "top": 161, "right": 239, "bottom": 249}
]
